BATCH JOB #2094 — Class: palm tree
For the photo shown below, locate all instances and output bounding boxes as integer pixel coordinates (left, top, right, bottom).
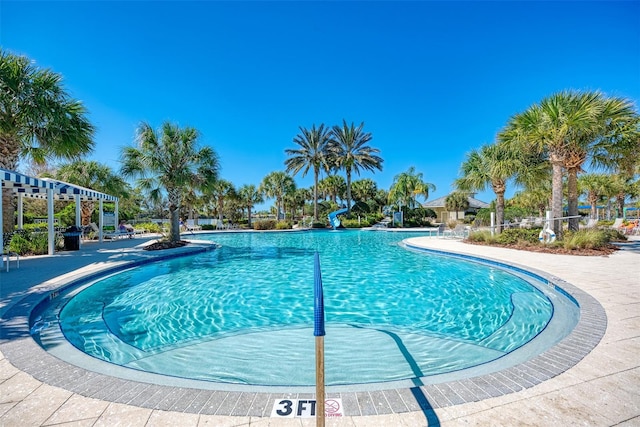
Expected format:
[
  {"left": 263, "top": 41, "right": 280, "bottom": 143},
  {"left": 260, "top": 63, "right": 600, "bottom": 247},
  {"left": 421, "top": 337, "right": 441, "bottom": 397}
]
[
  {"left": 578, "top": 173, "right": 612, "bottom": 220},
  {"left": 284, "top": 124, "right": 332, "bottom": 221},
  {"left": 445, "top": 191, "right": 470, "bottom": 220},
  {"left": 318, "top": 175, "right": 346, "bottom": 204},
  {"left": 204, "top": 179, "right": 235, "bottom": 223},
  {"left": 455, "top": 143, "right": 521, "bottom": 233},
  {"left": 0, "top": 49, "right": 95, "bottom": 232},
  {"left": 388, "top": 166, "right": 435, "bottom": 211},
  {"left": 283, "top": 188, "right": 309, "bottom": 221},
  {"left": 351, "top": 178, "right": 378, "bottom": 203},
  {"left": 56, "top": 160, "right": 130, "bottom": 225},
  {"left": 238, "top": 184, "right": 263, "bottom": 227},
  {"left": 329, "top": 120, "right": 383, "bottom": 214},
  {"left": 509, "top": 90, "right": 637, "bottom": 236},
  {"left": 120, "top": 121, "right": 219, "bottom": 242},
  {"left": 259, "top": 171, "right": 296, "bottom": 220}
]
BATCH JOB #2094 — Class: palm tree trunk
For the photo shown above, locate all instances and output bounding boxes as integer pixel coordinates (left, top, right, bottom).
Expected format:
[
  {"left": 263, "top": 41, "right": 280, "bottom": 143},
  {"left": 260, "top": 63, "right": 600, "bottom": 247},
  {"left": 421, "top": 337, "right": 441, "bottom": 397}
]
[
  {"left": 616, "top": 193, "right": 625, "bottom": 218},
  {"left": 346, "top": 170, "right": 352, "bottom": 214},
  {"left": 313, "top": 167, "right": 319, "bottom": 221},
  {"left": 567, "top": 167, "right": 580, "bottom": 232},
  {"left": 1, "top": 136, "right": 21, "bottom": 233},
  {"left": 550, "top": 159, "right": 564, "bottom": 239}
]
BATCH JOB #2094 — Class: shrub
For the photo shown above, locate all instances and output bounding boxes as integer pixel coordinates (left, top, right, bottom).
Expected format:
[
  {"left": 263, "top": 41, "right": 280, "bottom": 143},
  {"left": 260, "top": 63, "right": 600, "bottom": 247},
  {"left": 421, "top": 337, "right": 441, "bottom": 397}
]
[
  {"left": 202, "top": 224, "right": 215, "bottom": 230},
  {"left": 562, "top": 229, "right": 610, "bottom": 250},
  {"left": 496, "top": 228, "right": 542, "bottom": 245},
  {"left": 7, "top": 230, "right": 51, "bottom": 255},
  {"left": 467, "top": 230, "right": 499, "bottom": 244},
  {"left": 275, "top": 221, "right": 292, "bottom": 230},
  {"left": 341, "top": 218, "right": 365, "bottom": 228},
  {"left": 312, "top": 221, "right": 327, "bottom": 229},
  {"left": 8, "top": 233, "right": 30, "bottom": 254},
  {"left": 254, "top": 219, "right": 277, "bottom": 230}
]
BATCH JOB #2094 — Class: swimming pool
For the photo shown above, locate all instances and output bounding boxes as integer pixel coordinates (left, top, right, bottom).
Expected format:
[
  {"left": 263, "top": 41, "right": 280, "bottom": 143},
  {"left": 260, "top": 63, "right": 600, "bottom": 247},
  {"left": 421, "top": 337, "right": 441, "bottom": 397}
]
[{"left": 32, "top": 230, "right": 579, "bottom": 390}]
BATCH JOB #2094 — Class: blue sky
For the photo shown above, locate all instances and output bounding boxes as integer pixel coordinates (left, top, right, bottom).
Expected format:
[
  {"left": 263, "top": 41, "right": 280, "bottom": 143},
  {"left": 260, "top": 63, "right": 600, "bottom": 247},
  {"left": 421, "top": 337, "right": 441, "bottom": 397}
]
[{"left": 3, "top": 1, "right": 639, "bottom": 211}]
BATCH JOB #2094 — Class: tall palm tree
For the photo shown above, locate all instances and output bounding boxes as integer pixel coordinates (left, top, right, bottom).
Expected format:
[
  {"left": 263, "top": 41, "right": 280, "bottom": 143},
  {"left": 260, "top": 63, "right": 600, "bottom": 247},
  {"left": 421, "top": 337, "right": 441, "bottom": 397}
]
[
  {"left": 509, "top": 90, "right": 637, "bottom": 236},
  {"left": 238, "top": 184, "right": 263, "bottom": 228},
  {"left": 56, "top": 160, "right": 130, "bottom": 225},
  {"left": 0, "top": 49, "right": 95, "bottom": 232},
  {"left": 329, "top": 120, "right": 383, "bottom": 214},
  {"left": 120, "top": 121, "right": 219, "bottom": 242},
  {"left": 259, "top": 171, "right": 296, "bottom": 220},
  {"left": 578, "top": 173, "right": 612, "bottom": 220},
  {"left": 284, "top": 124, "right": 332, "bottom": 221},
  {"left": 388, "top": 166, "right": 435, "bottom": 210}
]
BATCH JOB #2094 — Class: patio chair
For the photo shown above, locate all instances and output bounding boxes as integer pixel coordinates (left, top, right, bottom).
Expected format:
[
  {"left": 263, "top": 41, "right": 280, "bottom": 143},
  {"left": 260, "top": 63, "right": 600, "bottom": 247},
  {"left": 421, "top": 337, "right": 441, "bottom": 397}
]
[{"left": 610, "top": 218, "right": 624, "bottom": 232}]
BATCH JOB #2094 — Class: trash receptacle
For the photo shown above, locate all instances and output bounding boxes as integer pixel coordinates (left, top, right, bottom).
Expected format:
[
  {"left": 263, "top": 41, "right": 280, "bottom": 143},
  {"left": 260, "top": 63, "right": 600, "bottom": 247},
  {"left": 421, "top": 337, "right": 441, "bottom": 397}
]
[{"left": 63, "top": 226, "right": 82, "bottom": 251}]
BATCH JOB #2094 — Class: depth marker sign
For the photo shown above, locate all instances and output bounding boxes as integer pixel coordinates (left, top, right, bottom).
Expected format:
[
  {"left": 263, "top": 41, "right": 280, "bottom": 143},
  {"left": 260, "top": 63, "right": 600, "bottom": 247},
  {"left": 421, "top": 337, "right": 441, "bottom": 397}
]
[{"left": 271, "top": 398, "right": 344, "bottom": 418}]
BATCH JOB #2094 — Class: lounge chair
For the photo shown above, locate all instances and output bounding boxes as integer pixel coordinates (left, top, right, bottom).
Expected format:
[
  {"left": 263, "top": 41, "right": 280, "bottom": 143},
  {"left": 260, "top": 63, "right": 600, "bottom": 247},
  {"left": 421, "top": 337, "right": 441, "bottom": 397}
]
[
  {"left": 443, "top": 223, "right": 469, "bottom": 239},
  {"left": 610, "top": 218, "right": 624, "bottom": 232},
  {"left": 584, "top": 218, "right": 599, "bottom": 228}
]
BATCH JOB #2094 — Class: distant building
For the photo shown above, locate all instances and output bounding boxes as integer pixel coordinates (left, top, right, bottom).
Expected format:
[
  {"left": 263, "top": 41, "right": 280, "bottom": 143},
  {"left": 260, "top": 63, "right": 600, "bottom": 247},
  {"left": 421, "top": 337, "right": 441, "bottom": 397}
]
[{"left": 422, "top": 194, "right": 490, "bottom": 223}]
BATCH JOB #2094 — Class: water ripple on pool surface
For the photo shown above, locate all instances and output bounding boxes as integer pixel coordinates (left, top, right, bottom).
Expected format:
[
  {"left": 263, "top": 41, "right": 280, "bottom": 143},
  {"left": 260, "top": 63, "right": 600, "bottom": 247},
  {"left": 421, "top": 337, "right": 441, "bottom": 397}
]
[{"left": 40, "top": 230, "right": 563, "bottom": 386}]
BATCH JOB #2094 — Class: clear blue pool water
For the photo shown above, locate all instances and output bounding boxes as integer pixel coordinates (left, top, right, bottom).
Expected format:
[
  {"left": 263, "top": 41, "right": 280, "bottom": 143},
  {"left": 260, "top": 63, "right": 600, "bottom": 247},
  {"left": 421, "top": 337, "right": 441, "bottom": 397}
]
[{"left": 35, "top": 230, "right": 572, "bottom": 388}]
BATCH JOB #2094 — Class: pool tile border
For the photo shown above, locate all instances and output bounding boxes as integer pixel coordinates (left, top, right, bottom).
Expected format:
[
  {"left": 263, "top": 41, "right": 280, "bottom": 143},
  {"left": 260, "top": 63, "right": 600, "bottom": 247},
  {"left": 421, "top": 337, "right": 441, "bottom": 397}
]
[{"left": 0, "top": 241, "right": 607, "bottom": 417}]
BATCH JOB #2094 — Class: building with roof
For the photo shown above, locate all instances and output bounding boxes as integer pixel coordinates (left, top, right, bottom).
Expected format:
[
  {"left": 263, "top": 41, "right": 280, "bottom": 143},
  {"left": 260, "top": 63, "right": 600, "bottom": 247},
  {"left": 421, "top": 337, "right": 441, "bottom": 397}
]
[{"left": 422, "top": 193, "right": 490, "bottom": 223}]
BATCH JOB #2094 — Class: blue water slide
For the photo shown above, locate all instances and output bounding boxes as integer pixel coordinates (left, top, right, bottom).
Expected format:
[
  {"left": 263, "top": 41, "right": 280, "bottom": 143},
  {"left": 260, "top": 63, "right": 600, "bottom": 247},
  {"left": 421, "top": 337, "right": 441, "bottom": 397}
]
[{"left": 328, "top": 208, "right": 349, "bottom": 229}]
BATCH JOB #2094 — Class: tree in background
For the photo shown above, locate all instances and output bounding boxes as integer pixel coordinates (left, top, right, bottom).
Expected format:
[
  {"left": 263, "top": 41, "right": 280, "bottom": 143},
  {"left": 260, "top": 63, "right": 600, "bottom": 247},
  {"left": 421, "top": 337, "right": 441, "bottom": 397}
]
[
  {"left": 120, "top": 122, "right": 219, "bottom": 243},
  {"left": 56, "top": 160, "right": 131, "bottom": 225},
  {"left": 445, "top": 191, "right": 470, "bottom": 220},
  {"left": 0, "top": 49, "right": 95, "bottom": 232},
  {"left": 455, "top": 143, "right": 518, "bottom": 233},
  {"left": 318, "top": 175, "right": 346, "bottom": 204},
  {"left": 238, "top": 184, "right": 264, "bottom": 228},
  {"left": 204, "top": 179, "right": 235, "bottom": 223},
  {"left": 285, "top": 124, "right": 332, "bottom": 221},
  {"left": 329, "top": 120, "right": 383, "bottom": 214},
  {"left": 388, "top": 166, "right": 435, "bottom": 210},
  {"left": 578, "top": 173, "right": 613, "bottom": 220},
  {"left": 260, "top": 171, "right": 295, "bottom": 220}
]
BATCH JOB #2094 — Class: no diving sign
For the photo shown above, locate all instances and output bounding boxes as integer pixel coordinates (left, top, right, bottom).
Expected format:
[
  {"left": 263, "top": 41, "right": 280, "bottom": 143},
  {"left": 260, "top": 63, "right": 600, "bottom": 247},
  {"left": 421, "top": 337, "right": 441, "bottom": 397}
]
[{"left": 271, "top": 398, "right": 344, "bottom": 418}]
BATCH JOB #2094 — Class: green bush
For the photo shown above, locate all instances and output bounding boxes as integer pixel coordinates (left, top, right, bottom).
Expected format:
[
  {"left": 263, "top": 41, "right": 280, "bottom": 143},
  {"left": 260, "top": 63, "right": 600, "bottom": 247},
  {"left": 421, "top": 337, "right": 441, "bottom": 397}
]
[
  {"left": 341, "top": 218, "right": 366, "bottom": 228},
  {"left": 312, "top": 221, "right": 327, "bottom": 229},
  {"left": 202, "top": 224, "right": 215, "bottom": 230},
  {"left": 254, "top": 220, "right": 277, "bottom": 230},
  {"left": 562, "top": 229, "right": 611, "bottom": 250},
  {"left": 137, "top": 221, "right": 162, "bottom": 233},
  {"left": 7, "top": 230, "right": 51, "bottom": 255},
  {"left": 467, "top": 230, "right": 499, "bottom": 244},
  {"left": 496, "top": 228, "right": 542, "bottom": 245},
  {"left": 275, "top": 221, "right": 292, "bottom": 230},
  {"left": 8, "top": 233, "right": 30, "bottom": 254}
]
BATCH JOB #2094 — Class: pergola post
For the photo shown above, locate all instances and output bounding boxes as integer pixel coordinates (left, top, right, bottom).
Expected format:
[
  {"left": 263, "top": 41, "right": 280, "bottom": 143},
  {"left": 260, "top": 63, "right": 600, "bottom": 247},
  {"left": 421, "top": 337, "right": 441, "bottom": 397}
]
[{"left": 17, "top": 194, "right": 24, "bottom": 229}]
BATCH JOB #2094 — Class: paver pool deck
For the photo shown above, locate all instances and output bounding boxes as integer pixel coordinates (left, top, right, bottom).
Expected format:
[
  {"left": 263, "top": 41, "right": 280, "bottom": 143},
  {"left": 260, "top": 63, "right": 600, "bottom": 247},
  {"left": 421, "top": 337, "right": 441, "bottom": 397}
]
[{"left": 0, "top": 232, "right": 638, "bottom": 426}]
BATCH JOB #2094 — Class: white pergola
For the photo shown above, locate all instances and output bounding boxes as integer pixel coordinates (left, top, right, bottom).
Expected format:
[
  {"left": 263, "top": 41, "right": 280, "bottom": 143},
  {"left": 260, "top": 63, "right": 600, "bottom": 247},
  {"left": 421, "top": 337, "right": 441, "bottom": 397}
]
[{"left": 1, "top": 168, "right": 119, "bottom": 255}]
